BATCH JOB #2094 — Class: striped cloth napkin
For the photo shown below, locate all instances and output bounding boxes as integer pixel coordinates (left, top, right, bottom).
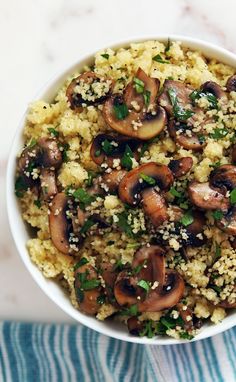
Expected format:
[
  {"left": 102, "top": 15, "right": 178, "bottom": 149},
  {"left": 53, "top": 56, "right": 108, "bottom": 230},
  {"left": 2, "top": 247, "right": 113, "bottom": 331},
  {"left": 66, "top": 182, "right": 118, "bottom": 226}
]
[{"left": 0, "top": 322, "right": 235, "bottom": 382}]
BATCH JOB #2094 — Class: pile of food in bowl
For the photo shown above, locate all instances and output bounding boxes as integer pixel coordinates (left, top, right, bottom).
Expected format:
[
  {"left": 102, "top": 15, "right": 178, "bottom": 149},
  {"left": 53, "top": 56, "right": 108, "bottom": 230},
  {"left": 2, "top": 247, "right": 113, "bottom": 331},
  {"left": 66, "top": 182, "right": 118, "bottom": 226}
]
[{"left": 15, "top": 39, "right": 236, "bottom": 340}]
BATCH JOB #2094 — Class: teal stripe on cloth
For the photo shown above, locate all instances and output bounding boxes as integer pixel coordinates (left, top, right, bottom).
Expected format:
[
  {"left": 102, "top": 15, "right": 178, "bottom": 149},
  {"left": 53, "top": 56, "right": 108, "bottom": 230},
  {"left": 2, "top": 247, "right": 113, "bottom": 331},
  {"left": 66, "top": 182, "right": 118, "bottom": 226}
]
[{"left": 0, "top": 322, "right": 235, "bottom": 382}]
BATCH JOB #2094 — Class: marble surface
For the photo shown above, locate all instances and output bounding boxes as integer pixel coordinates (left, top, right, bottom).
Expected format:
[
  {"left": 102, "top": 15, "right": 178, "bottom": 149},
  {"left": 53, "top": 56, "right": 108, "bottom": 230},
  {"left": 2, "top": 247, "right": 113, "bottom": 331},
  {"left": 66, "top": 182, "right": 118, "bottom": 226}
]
[{"left": 1, "top": 0, "right": 236, "bottom": 323}]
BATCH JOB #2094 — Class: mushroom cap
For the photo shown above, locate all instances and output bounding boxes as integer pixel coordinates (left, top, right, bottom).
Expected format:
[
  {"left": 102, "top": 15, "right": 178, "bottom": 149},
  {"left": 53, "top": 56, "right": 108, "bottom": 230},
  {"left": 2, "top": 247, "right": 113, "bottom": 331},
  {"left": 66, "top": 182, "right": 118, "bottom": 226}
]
[
  {"left": 168, "top": 120, "right": 204, "bottom": 151},
  {"left": 138, "top": 270, "right": 185, "bottom": 312},
  {"left": 188, "top": 181, "right": 230, "bottom": 211},
  {"left": 185, "top": 210, "right": 206, "bottom": 247},
  {"left": 74, "top": 264, "right": 101, "bottom": 315},
  {"left": 200, "top": 81, "right": 227, "bottom": 100},
  {"left": 158, "top": 79, "right": 193, "bottom": 117},
  {"left": 66, "top": 71, "right": 113, "bottom": 109},
  {"left": 38, "top": 138, "right": 62, "bottom": 169},
  {"left": 226, "top": 75, "right": 236, "bottom": 92},
  {"left": 102, "top": 169, "right": 127, "bottom": 192},
  {"left": 168, "top": 157, "right": 193, "bottom": 178},
  {"left": 217, "top": 206, "right": 236, "bottom": 235},
  {"left": 209, "top": 164, "right": 236, "bottom": 192},
  {"left": 114, "top": 271, "right": 144, "bottom": 306},
  {"left": 127, "top": 317, "right": 144, "bottom": 335},
  {"left": 40, "top": 168, "right": 58, "bottom": 201},
  {"left": 118, "top": 162, "right": 174, "bottom": 206},
  {"left": 142, "top": 188, "right": 168, "bottom": 227},
  {"left": 49, "top": 193, "right": 70, "bottom": 254},
  {"left": 90, "top": 133, "right": 140, "bottom": 166},
  {"left": 103, "top": 94, "right": 167, "bottom": 140}
]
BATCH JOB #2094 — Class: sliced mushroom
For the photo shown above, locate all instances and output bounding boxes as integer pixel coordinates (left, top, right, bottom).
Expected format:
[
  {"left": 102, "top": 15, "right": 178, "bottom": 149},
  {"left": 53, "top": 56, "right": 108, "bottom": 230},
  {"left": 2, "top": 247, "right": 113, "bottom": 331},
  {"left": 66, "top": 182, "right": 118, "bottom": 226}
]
[
  {"left": 176, "top": 303, "right": 194, "bottom": 330},
  {"left": 132, "top": 245, "right": 166, "bottom": 285},
  {"left": 210, "top": 164, "right": 236, "bottom": 192},
  {"left": 90, "top": 133, "right": 140, "bottom": 167},
  {"left": 114, "top": 271, "right": 144, "bottom": 306},
  {"left": 127, "top": 317, "right": 144, "bottom": 335},
  {"left": 217, "top": 298, "right": 236, "bottom": 309},
  {"left": 40, "top": 168, "right": 58, "bottom": 201},
  {"left": 138, "top": 270, "right": 185, "bottom": 312},
  {"left": 226, "top": 75, "right": 236, "bottom": 92},
  {"left": 124, "top": 67, "right": 160, "bottom": 110},
  {"left": 118, "top": 162, "right": 174, "bottom": 206},
  {"left": 66, "top": 71, "right": 113, "bottom": 109},
  {"left": 168, "top": 157, "right": 193, "bottom": 178},
  {"left": 201, "top": 81, "right": 227, "bottom": 101},
  {"left": 103, "top": 94, "right": 167, "bottom": 140},
  {"left": 100, "top": 262, "right": 120, "bottom": 304},
  {"left": 217, "top": 206, "right": 236, "bottom": 235},
  {"left": 188, "top": 181, "right": 229, "bottom": 211},
  {"left": 49, "top": 193, "right": 70, "bottom": 254},
  {"left": 142, "top": 188, "right": 168, "bottom": 227},
  {"left": 102, "top": 169, "right": 127, "bottom": 192},
  {"left": 158, "top": 79, "right": 193, "bottom": 117},
  {"left": 168, "top": 120, "right": 204, "bottom": 151},
  {"left": 38, "top": 138, "right": 62, "bottom": 169},
  {"left": 74, "top": 264, "right": 101, "bottom": 315},
  {"left": 185, "top": 211, "right": 206, "bottom": 247}
]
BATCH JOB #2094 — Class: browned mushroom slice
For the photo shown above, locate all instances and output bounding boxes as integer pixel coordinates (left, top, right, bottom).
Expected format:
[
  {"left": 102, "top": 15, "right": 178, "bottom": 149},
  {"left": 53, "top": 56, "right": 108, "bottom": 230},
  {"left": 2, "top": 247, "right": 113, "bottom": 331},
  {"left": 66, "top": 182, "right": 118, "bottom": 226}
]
[
  {"left": 74, "top": 264, "right": 101, "bottom": 315},
  {"left": 188, "top": 181, "right": 229, "bottom": 211},
  {"left": 40, "top": 168, "right": 58, "bottom": 201},
  {"left": 201, "top": 81, "right": 227, "bottom": 101},
  {"left": 217, "top": 206, "right": 236, "bottom": 235},
  {"left": 185, "top": 211, "right": 206, "bottom": 247},
  {"left": 168, "top": 157, "right": 193, "bottom": 178},
  {"left": 168, "top": 205, "right": 184, "bottom": 222},
  {"left": 102, "top": 169, "right": 127, "bottom": 192},
  {"left": 168, "top": 120, "right": 204, "bottom": 151},
  {"left": 127, "top": 317, "right": 144, "bottom": 335},
  {"left": 103, "top": 94, "right": 166, "bottom": 140},
  {"left": 66, "top": 71, "right": 113, "bottom": 109},
  {"left": 226, "top": 75, "right": 236, "bottom": 92},
  {"left": 118, "top": 162, "right": 174, "bottom": 206},
  {"left": 132, "top": 245, "right": 166, "bottom": 284},
  {"left": 124, "top": 67, "right": 160, "bottom": 110},
  {"left": 49, "top": 193, "right": 70, "bottom": 254},
  {"left": 114, "top": 271, "right": 144, "bottom": 306},
  {"left": 158, "top": 79, "right": 193, "bottom": 116},
  {"left": 176, "top": 303, "right": 194, "bottom": 330},
  {"left": 142, "top": 188, "right": 168, "bottom": 227},
  {"left": 138, "top": 270, "right": 185, "bottom": 312},
  {"left": 38, "top": 138, "right": 62, "bottom": 169},
  {"left": 209, "top": 164, "right": 236, "bottom": 192},
  {"left": 90, "top": 133, "right": 140, "bottom": 167}
]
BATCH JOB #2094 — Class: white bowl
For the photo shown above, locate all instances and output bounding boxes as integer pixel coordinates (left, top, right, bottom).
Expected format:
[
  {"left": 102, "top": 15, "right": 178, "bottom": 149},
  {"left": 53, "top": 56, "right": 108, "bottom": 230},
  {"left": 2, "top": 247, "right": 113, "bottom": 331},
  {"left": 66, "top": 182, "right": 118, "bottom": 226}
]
[{"left": 7, "top": 35, "right": 236, "bottom": 344}]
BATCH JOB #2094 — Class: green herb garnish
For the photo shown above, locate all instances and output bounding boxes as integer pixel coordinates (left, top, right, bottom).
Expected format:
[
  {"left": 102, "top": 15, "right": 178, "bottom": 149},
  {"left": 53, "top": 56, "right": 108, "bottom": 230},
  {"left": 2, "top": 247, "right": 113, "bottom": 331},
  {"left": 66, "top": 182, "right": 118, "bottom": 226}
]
[
  {"left": 48, "top": 127, "right": 59, "bottom": 137},
  {"left": 230, "top": 188, "right": 236, "bottom": 204},
  {"left": 85, "top": 171, "right": 97, "bottom": 187},
  {"left": 214, "top": 244, "right": 221, "bottom": 261},
  {"left": 197, "top": 135, "right": 206, "bottom": 144},
  {"left": 179, "top": 331, "right": 194, "bottom": 340},
  {"left": 97, "top": 295, "right": 106, "bottom": 304},
  {"left": 211, "top": 210, "right": 223, "bottom": 220},
  {"left": 140, "top": 320, "right": 156, "bottom": 338},
  {"left": 132, "top": 262, "right": 145, "bottom": 275},
  {"left": 153, "top": 54, "right": 169, "bottom": 64},
  {"left": 101, "top": 139, "right": 113, "bottom": 155},
  {"left": 113, "top": 259, "right": 125, "bottom": 271},
  {"left": 81, "top": 279, "right": 101, "bottom": 290},
  {"left": 27, "top": 138, "right": 37, "bottom": 149},
  {"left": 169, "top": 186, "right": 182, "bottom": 198},
  {"left": 95, "top": 149, "right": 101, "bottom": 157},
  {"left": 210, "top": 127, "right": 228, "bottom": 140},
  {"left": 140, "top": 173, "right": 156, "bottom": 186},
  {"left": 126, "top": 242, "right": 141, "bottom": 249},
  {"left": 209, "top": 284, "right": 222, "bottom": 294},
  {"left": 133, "top": 77, "right": 145, "bottom": 94},
  {"left": 165, "top": 38, "right": 171, "bottom": 53},
  {"left": 101, "top": 53, "right": 109, "bottom": 59},
  {"left": 116, "top": 212, "right": 134, "bottom": 238},
  {"left": 76, "top": 288, "right": 84, "bottom": 303},
  {"left": 74, "top": 257, "right": 89, "bottom": 270},
  {"left": 15, "top": 176, "right": 28, "bottom": 198},
  {"left": 34, "top": 199, "right": 41, "bottom": 209},
  {"left": 137, "top": 280, "right": 150, "bottom": 292},
  {"left": 190, "top": 90, "right": 218, "bottom": 110},
  {"left": 113, "top": 103, "right": 129, "bottom": 120},
  {"left": 143, "top": 90, "right": 151, "bottom": 106},
  {"left": 209, "top": 161, "right": 221, "bottom": 168},
  {"left": 73, "top": 188, "right": 95, "bottom": 206},
  {"left": 121, "top": 144, "right": 134, "bottom": 170},
  {"left": 168, "top": 88, "right": 194, "bottom": 121},
  {"left": 80, "top": 219, "right": 96, "bottom": 234},
  {"left": 120, "top": 304, "right": 138, "bottom": 316},
  {"left": 180, "top": 210, "right": 194, "bottom": 227}
]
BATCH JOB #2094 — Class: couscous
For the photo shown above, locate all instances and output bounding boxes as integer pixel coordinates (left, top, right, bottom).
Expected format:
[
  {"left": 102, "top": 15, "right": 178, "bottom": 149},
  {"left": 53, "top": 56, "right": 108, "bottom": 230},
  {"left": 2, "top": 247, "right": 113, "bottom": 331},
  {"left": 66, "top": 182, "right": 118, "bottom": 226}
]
[{"left": 15, "top": 40, "right": 236, "bottom": 340}]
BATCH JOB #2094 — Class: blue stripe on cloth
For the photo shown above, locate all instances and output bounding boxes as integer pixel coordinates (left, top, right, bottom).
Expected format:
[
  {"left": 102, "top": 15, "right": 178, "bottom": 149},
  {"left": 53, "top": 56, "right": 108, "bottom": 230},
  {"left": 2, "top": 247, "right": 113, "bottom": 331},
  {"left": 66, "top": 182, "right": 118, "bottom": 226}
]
[{"left": 0, "top": 322, "right": 235, "bottom": 382}]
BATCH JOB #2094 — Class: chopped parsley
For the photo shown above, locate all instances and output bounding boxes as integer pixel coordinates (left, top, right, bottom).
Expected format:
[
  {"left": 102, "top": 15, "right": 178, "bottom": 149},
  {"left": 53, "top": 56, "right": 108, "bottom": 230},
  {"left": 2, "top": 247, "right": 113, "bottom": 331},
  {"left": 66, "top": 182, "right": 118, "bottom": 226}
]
[
  {"left": 81, "top": 279, "right": 101, "bottom": 290},
  {"left": 101, "top": 139, "right": 113, "bottom": 155},
  {"left": 180, "top": 210, "right": 194, "bottom": 227},
  {"left": 209, "top": 284, "right": 222, "bottom": 295},
  {"left": 85, "top": 171, "right": 97, "bottom": 187},
  {"left": 97, "top": 295, "right": 106, "bottom": 304},
  {"left": 137, "top": 280, "right": 151, "bottom": 292},
  {"left": 27, "top": 138, "right": 37, "bottom": 149},
  {"left": 116, "top": 212, "right": 134, "bottom": 238},
  {"left": 80, "top": 219, "right": 96, "bottom": 234},
  {"left": 113, "top": 102, "right": 129, "bottom": 120},
  {"left": 210, "top": 127, "right": 228, "bottom": 140},
  {"left": 230, "top": 188, "right": 236, "bottom": 204},
  {"left": 139, "top": 136, "right": 159, "bottom": 159},
  {"left": 140, "top": 320, "right": 156, "bottom": 338},
  {"left": 48, "top": 127, "right": 59, "bottom": 137},
  {"left": 15, "top": 176, "right": 28, "bottom": 198},
  {"left": 34, "top": 199, "right": 41, "bottom": 209},
  {"left": 211, "top": 210, "right": 223, "bottom": 220},
  {"left": 179, "top": 331, "right": 194, "bottom": 340},
  {"left": 165, "top": 38, "right": 171, "bottom": 53},
  {"left": 197, "top": 134, "right": 206, "bottom": 144},
  {"left": 73, "top": 188, "right": 95, "bottom": 206},
  {"left": 120, "top": 304, "right": 138, "bottom": 316},
  {"left": 209, "top": 161, "right": 221, "bottom": 168},
  {"left": 140, "top": 173, "right": 156, "bottom": 185},
  {"left": 113, "top": 259, "right": 126, "bottom": 271},
  {"left": 152, "top": 54, "right": 169, "bottom": 64},
  {"left": 133, "top": 77, "right": 145, "bottom": 94},
  {"left": 121, "top": 144, "right": 134, "bottom": 170},
  {"left": 74, "top": 257, "right": 89, "bottom": 270},
  {"left": 213, "top": 244, "right": 221, "bottom": 262},
  {"left": 132, "top": 261, "right": 146, "bottom": 275},
  {"left": 143, "top": 90, "right": 151, "bottom": 106},
  {"left": 76, "top": 288, "right": 84, "bottom": 303},
  {"left": 169, "top": 186, "right": 182, "bottom": 198},
  {"left": 126, "top": 242, "right": 141, "bottom": 249},
  {"left": 101, "top": 53, "right": 109, "bottom": 59},
  {"left": 167, "top": 88, "right": 194, "bottom": 121},
  {"left": 190, "top": 89, "right": 218, "bottom": 110},
  {"left": 95, "top": 149, "right": 101, "bottom": 157},
  {"left": 59, "top": 143, "right": 69, "bottom": 163}
]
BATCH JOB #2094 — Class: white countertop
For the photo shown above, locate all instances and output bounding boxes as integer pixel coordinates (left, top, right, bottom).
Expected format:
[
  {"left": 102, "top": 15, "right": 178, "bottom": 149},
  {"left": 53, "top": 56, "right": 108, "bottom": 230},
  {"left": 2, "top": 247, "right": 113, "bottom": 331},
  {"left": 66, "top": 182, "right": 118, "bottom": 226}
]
[{"left": 1, "top": 0, "right": 236, "bottom": 323}]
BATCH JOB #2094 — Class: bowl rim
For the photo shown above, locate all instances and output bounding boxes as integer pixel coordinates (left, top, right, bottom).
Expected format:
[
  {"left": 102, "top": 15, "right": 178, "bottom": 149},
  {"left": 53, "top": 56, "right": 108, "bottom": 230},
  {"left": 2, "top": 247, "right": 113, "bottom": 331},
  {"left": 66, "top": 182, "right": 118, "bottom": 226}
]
[{"left": 6, "top": 34, "right": 236, "bottom": 345}]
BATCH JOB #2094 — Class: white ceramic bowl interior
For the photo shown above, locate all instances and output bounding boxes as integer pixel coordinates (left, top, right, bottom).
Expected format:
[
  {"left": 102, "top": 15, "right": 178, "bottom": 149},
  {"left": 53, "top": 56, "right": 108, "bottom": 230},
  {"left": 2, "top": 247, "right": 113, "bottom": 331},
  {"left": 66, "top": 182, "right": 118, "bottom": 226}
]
[{"left": 7, "top": 35, "right": 236, "bottom": 344}]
